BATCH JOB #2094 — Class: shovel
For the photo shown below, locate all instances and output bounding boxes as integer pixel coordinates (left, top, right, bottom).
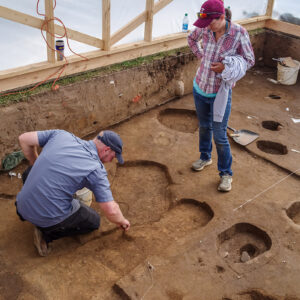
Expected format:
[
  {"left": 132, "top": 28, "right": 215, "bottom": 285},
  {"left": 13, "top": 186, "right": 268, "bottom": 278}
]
[{"left": 227, "top": 126, "right": 259, "bottom": 146}]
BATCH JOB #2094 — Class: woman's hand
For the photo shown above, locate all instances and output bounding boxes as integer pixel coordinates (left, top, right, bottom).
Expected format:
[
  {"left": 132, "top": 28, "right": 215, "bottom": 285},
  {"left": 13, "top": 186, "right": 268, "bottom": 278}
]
[{"left": 210, "top": 62, "right": 225, "bottom": 73}]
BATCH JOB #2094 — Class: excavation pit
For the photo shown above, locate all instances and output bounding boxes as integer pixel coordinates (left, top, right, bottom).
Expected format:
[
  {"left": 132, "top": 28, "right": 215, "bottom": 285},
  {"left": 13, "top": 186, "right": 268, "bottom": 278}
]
[
  {"left": 158, "top": 199, "right": 214, "bottom": 234},
  {"left": 239, "top": 290, "right": 278, "bottom": 300},
  {"left": 286, "top": 202, "right": 300, "bottom": 225},
  {"left": 240, "top": 243, "right": 258, "bottom": 258},
  {"left": 109, "top": 160, "right": 173, "bottom": 226},
  {"left": 268, "top": 94, "right": 281, "bottom": 100},
  {"left": 262, "top": 121, "right": 282, "bottom": 131},
  {"left": 157, "top": 108, "right": 198, "bottom": 133},
  {"left": 218, "top": 223, "right": 272, "bottom": 264},
  {"left": 256, "top": 140, "right": 288, "bottom": 155}
]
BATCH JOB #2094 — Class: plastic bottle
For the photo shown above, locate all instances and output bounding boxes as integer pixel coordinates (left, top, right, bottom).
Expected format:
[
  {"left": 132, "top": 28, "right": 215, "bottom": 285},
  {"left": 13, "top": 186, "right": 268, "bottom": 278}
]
[{"left": 182, "top": 13, "right": 189, "bottom": 33}]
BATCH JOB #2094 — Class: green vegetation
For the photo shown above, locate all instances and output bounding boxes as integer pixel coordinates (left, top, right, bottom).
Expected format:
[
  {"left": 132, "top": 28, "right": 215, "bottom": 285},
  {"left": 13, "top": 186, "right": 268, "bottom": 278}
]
[
  {"left": 249, "top": 28, "right": 265, "bottom": 36},
  {"left": 0, "top": 47, "right": 190, "bottom": 107}
]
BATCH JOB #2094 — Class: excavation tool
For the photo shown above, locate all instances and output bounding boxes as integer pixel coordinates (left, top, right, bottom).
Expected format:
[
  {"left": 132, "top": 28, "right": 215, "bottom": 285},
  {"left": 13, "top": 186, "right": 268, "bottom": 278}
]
[{"left": 227, "top": 126, "right": 259, "bottom": 146}]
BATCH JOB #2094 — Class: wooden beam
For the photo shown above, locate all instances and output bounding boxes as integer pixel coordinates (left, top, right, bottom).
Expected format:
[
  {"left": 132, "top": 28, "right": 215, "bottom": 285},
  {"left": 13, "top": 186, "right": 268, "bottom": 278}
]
[
  {"left": 265, "top": 19, "right": 300, "bottom": 38},
  {"left": 237, "top": 16, "right": 270, "bottom": 31},
  {"left": 237, "top": 15, "right": 270, "bottom": 26},
  {"left": 57, "top": 24, "right": 103, "bottom": 49},
  {"left": 242, "top": 20, "right": 266, "bottom": 32},
  {"left": 153, "top": 0, "right": 173, "bottom": 14},
  {"left": 0, "top": 33, "right": 188, "bottom": 93},
  {"left": 45, "top": 0, "right": 55, "bottom": 63},
  {"left": 265, "top": 0, "right": 275, "bottom": 17},
  {"left": 145, "top": 0, "right": 154, "bottom": 42},
  {"left": 0, "top": 6, "right": 103, "bottom": 48},
  {"left": 110, "top": 0, "right": 173, "bottom": 46},
  {"left": 0, "top": 6, "right": 41, "bottom": 28},
  {"left": 102, "top": 0, "right": 111, "bottom": 50},
  {"left": 110, "top": 12, "right": 147, "bottom": 46}
]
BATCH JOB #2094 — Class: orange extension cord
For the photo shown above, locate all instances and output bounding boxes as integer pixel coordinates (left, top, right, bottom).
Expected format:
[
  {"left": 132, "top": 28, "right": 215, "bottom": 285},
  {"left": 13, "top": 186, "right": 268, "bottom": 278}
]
[{"left": 0, "top": 0, "right": 89, "bottom": 97}]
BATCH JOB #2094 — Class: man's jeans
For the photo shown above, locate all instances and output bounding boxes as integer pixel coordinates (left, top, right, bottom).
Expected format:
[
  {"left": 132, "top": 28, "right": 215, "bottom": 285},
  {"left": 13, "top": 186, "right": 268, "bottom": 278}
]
[
  {"left": 37, "top": 203, "right": 100, "bottom": 244},
  {"left": 193, "top": 87, "right": 233, "bottom": 176}
]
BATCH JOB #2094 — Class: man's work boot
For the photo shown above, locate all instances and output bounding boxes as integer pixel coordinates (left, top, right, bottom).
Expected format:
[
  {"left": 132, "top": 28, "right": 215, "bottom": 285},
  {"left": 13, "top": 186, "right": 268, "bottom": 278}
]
[
  {"left": 218, "top": 175, "right": 233, "bottom": 192},
  {"left": 192, "top": 159, "right": 212, "bottom": 171},
  {"left": 33, "top": 227, "right": 50, "bottom": 257}
]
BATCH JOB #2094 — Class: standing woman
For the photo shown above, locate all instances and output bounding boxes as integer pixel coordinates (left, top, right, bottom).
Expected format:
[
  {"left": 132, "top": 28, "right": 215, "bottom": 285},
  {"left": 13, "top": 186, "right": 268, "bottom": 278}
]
[{"left": 188, "top": 0, "right": 255, "bottom": 192}]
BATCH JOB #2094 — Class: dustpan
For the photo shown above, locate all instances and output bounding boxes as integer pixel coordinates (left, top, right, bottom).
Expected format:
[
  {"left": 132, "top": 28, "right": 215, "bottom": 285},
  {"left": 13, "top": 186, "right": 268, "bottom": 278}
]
[{"left": 227, "top": 126, "right": 259, "bottom": 146}]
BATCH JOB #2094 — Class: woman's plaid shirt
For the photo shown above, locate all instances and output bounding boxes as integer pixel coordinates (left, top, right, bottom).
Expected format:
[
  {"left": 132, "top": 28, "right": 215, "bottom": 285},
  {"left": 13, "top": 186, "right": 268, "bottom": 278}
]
[{"left": 188, "top": 22, "right": 255, "bottom": 94}]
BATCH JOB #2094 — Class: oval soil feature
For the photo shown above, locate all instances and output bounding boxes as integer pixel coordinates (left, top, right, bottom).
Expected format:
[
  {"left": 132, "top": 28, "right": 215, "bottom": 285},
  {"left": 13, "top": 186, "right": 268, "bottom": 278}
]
[
  {"left": 158, "top": 108, "right": 198, "bottom": 133},
  {"left": 257, "top": 140, "right": 288, "bottom": 155},
  {"left": 262, "top": 121, "right": 282, "bottom": 131}
]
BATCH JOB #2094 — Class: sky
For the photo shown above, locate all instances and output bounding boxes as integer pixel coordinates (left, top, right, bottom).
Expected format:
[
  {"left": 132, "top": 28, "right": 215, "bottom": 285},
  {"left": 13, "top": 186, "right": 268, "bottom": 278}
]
[{"left": 0, "top": 0, "right": 299, "bottom": 71}]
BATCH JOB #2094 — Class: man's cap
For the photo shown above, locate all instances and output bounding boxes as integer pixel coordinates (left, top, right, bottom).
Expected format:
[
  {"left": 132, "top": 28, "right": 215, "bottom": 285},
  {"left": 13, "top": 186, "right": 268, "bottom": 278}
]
[
  {"left": 97, "top": 130, "right": 124, "bottom": 164},
  {"left": 193, "top": 0, "right": 225, "bottom": 28}
]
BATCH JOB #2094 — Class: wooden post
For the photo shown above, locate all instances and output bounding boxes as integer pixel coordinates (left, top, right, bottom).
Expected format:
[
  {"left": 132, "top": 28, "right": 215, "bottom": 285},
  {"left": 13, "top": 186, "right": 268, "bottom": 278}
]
[
  {"left": 145, "top": 0, "right": 154, "bottom": 42},
  {"left": 44, "top": 0, "right": 55, "bottom": 63},
  {"left": 265, "top": 0, "right": 275, "bottom": 17},
  {"left": 102, "top": 0, "right": 111, "bottom": 51}
]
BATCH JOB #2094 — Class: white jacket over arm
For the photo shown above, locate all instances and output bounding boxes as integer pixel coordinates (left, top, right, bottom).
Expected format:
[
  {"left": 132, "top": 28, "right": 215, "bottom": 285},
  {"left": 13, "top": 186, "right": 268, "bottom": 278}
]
[{"left": 213, "top": 55, "right": 248, "bottom": 122}]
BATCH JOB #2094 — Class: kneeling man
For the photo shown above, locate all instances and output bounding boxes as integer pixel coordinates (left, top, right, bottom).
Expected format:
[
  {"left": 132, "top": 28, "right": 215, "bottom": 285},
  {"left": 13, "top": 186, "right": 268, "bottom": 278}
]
[{"left": 16, "top": 129, "right": 130, "bottom": 256}]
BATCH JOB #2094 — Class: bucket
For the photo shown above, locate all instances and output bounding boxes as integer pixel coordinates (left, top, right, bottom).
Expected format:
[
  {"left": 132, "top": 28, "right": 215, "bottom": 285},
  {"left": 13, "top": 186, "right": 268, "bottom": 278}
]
[
  {"left": 277, "top": 59, "right": 300, "bottom": 85},
  {"left": 75, "top": 187, "right": 93, "bottom": 207},
  {"left": 55, "top": 40, "right": 64, "bottom": 61}
]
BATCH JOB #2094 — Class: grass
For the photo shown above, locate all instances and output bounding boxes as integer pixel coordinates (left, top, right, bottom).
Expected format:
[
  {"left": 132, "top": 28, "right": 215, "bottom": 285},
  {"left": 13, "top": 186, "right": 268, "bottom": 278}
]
[
  {"left": 249, "top": 28, "right": 265, "bottom": 36},
  {"left": 0, "top": 47, "right": 190, "bottom": 107}
]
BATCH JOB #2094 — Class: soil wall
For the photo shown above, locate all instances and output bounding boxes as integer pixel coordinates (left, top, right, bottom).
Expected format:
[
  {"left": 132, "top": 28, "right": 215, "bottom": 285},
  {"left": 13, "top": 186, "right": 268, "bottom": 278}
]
[
  {"left": 0, "top": 30, "right": 297, "bottom": 163},
  {"left": 263, "top": 29, "right": 300, "bottom": 67},
  {"left": 0, "top": 53, "right": 197, "bottom": 162}
]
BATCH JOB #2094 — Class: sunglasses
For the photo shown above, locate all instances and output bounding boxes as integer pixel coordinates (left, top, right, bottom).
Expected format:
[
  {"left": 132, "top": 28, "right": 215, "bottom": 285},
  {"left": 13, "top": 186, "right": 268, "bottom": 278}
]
[{"left": 197, "top": 12, "right": 222, "bottom": 19}]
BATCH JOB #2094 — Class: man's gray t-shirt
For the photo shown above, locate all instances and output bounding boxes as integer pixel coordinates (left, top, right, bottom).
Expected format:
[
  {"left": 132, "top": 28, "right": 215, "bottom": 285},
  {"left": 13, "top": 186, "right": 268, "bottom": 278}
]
[{"left": 16, "top": 130, "right": 113, "bottom": 227}]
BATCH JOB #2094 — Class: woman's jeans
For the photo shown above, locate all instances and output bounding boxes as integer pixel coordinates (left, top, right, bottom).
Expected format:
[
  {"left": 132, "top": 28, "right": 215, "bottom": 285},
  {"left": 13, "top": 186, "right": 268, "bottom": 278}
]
[{"left": 193, "top": 87, "right": 233, "bottom": 177}]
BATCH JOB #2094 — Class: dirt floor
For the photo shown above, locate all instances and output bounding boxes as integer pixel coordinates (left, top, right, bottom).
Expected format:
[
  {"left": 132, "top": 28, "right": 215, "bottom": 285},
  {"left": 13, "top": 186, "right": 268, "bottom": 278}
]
[{"left": 0, "top": 68, "right": 300, "bottom": 300}]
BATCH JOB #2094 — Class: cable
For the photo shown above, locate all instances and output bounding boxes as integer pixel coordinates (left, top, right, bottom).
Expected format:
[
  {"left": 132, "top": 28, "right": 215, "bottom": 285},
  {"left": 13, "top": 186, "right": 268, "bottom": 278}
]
[{"left": 0, "top": 0, "right": 89, "bottom": 97}]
